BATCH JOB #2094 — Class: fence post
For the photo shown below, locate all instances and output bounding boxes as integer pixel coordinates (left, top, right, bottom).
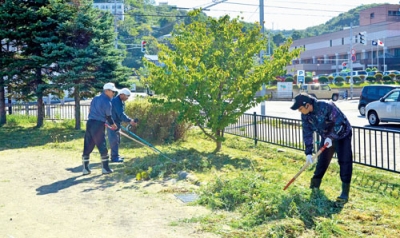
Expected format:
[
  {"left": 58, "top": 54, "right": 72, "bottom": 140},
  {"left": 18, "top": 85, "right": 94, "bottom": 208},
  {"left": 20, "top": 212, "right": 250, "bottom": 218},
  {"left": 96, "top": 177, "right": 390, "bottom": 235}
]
[
  {"left": 25, "top": 104, "right": 29, "bottom": 116},
  {"left": 253, "top": 112, "right": 258, "bottom": 146}
]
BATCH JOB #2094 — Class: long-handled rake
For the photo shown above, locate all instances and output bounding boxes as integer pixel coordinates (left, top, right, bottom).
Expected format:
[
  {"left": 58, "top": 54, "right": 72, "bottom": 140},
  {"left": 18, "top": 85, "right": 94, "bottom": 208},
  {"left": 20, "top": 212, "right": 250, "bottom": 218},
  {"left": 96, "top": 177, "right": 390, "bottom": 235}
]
[
  {"left": 118, "top": 125, "right": 176, "bottom": 163},
  {"left": 283, "top": 143, "right": 329, "bottom": 190}
]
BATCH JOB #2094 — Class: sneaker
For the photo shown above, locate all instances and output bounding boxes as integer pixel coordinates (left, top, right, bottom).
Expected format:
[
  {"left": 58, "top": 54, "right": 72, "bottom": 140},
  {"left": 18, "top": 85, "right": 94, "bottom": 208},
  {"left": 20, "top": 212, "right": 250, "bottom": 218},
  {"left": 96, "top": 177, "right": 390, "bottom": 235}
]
[{"left": 111, "top": 157, "right": 124, "bottom": 163}]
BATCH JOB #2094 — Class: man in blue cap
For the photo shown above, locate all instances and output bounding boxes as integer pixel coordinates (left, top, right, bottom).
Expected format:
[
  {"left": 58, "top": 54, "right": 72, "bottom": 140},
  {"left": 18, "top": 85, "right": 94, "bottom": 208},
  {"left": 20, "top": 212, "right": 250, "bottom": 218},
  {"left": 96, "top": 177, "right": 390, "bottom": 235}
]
[
  {"left": 107, "top": 88, "right": 138, "bottom": 163},
  {"left": 82, "top": 82, "right": 118, "bottom": 175},
  {"left": 291, "top": 93, "right": 353, "bottom": 203}
]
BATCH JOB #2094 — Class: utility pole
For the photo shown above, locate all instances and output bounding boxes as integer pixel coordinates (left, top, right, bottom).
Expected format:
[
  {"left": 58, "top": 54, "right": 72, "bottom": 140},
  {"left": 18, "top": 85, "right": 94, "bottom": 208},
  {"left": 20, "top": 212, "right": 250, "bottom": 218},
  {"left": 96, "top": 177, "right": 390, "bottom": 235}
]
[
  {"left": 114, "top": 0, "right": 118, "bottom": 49},
  {"left": 260, "top": 0, "right": 266, "bottom": 115},
  {"left": 349, "top": 23, "right": 353, "bottom": 99}
]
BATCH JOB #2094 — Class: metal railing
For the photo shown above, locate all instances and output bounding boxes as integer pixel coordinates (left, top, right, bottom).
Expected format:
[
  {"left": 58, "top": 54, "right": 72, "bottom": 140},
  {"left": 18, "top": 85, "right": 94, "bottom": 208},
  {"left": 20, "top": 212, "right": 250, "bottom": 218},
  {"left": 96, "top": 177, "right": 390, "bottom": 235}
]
[
  {"left": 6, "top": 103, "right": 90, "bottom": 121},
  {"left": 5, "top": 104, "right": 400, "bottom": 173},
  {"left": 225, "top": 112, "right": 400, "bottom": 174}
]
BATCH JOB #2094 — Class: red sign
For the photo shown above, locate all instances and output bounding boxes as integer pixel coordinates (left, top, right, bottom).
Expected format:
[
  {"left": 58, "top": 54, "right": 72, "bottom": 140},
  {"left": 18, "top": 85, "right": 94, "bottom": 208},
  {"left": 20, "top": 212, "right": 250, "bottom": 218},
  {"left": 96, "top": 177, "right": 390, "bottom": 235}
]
[
  {"left": 342, "top": 62, "right": 347, "bottom": 67},
  {"left": 351, "top": 54, "right": 356, "bottom": 62}
]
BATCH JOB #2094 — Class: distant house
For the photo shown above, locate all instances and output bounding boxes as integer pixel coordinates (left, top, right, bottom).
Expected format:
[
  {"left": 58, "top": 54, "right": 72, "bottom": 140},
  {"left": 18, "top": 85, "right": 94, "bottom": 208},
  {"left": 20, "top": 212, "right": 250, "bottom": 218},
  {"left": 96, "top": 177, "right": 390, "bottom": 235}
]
[
  {"left": 144, "top": 54, "right": 165, "bottom": 67},
  {"left": 93, "top": 0, "right": 124, "bottom": 21}
]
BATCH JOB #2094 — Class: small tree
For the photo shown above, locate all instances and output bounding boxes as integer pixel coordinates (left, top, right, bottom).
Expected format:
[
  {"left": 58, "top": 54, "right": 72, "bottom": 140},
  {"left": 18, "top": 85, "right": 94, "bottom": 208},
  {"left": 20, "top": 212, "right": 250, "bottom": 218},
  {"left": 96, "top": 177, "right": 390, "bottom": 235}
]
[
  {"left": 145, "top": 12, "right": 301, "bottom": 152},
  {"left": 366, "top": 76, "right": 376, "bottom": 83},
  {"left": 305, "top": 76, "right": 312, "bottom": 84},
  {"left": 375, "top": 73, "right": 383, "bottom": 82},
  {"left": 285, "top": 77, "right": 294, "bottom": 82},
  {"left": 318, "top": 76, "right": 328, "bottom": 84},
  {"left": 335, "top": 76, "right": 344, "bottom": 84}
]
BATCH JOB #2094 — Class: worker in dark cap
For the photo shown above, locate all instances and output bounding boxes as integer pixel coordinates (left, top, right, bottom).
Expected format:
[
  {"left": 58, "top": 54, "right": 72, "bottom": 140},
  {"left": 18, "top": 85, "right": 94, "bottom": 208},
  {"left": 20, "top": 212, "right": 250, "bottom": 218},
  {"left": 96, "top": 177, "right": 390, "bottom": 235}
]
[{"left": 291, "top": 93, "right": 353, "bottom": 203}]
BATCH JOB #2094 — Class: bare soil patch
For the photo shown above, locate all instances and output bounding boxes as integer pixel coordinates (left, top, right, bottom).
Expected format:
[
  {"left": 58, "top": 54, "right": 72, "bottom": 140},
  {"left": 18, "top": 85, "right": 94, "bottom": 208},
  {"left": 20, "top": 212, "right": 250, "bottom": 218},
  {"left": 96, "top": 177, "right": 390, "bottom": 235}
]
[{"left": 0, "top": 149, "right": 218, "bottom": 238}]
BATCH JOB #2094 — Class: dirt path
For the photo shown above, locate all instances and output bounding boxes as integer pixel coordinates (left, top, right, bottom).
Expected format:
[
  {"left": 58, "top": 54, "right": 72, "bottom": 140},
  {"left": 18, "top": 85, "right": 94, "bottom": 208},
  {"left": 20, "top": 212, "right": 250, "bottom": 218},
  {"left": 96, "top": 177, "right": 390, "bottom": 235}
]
[{"left": 0, "top": 149, "right": 218, "bottom": 238}]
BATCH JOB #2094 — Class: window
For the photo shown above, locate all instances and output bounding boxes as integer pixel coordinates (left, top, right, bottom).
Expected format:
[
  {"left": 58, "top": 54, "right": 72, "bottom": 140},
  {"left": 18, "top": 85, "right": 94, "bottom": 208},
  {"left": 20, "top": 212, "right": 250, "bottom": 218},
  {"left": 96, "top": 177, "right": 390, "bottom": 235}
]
[
  {"left": 342, "top": 38, "right": 344, "bottom": 45},
  {"left": 385, "top": 91, "right": 400, "bottom": 102},
  {"left": 370, "top": 13, "right": 374, "bottom": 18},
  {"left": 330, "top": 40, "right": 332, "bottom": 47}
]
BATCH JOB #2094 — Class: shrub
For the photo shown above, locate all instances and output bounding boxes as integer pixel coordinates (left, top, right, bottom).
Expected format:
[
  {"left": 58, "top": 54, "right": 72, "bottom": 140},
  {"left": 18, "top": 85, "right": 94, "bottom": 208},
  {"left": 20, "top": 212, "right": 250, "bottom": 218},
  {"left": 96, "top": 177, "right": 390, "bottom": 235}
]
[
  {"left": 366, "top": 76, "right": 376, "bottom": 83},
  {"left": 285, "top": 77, "right": 294, "bottom": 82},
  {"left": 375, "top": 73, "right": 383, "bottom": 81},
  {"left": 318, "top": 76, "right": 328, "bottom": 84},
  {"left": 383, "top": 75, "right": 392, "bottom": 81},
  {"left": 270, "top": 79, "right": 278, "bottom": 85},
  {"left": 305, "top": 76, "right": 312, "bottom": 84},
  {"left": 352, "top": 76, "right": 361, "bottom": 84},
  {"left": 382, "top": 75, "right": 393, "bottom": 84},
  {"left": 334, "top": 76, "right": 344, "bottom": 84},
  {"left": 125, "top": 99, "right": 191, "bottom": 143}
]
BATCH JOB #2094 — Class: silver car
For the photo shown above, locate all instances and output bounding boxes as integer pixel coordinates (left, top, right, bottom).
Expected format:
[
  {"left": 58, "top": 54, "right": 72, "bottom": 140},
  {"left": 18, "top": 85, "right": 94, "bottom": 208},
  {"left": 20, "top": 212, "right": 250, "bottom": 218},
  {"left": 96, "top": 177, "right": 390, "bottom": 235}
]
[{"left": 365, "top": 89, "right": 400, "bottom": 126}]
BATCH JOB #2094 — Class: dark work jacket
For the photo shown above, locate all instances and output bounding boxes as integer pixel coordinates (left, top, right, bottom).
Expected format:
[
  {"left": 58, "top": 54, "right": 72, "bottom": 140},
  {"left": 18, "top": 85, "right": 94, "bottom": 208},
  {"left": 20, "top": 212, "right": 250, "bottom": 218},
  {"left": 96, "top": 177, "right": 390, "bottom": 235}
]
[
  {"left": 111, "top": 95, "right": 132, "bottom": 127},
  {"left": 302, "top": 99, "right": 352, "bottom": 155},
  {"left": 88, "top": 93, "right": 112, "bottom": 123}
]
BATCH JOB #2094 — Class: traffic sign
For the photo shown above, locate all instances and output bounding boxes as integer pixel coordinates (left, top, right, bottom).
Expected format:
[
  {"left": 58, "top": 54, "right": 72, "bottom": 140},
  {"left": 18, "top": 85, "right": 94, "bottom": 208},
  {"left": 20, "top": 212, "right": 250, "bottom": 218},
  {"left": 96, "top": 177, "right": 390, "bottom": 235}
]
[
  {"left": 351, "top": 54, "right": 356, "bottom": 62},
  {"left": 351, "top": 49, "right": 356, "bottom": 55},
  {"left": 297, "top": 70, "right": 305, "bottom": 83},
  {"left": 342, "top": 62, "right": 347, "bottom": 67}
]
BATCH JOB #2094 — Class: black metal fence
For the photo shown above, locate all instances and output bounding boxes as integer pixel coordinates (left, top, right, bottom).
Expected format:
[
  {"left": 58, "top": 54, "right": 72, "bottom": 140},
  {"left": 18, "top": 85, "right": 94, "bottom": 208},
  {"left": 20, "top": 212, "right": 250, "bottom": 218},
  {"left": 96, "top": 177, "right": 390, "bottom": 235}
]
[
  {"left": 6, "top": 104, "right": 400, "bottom": 173},
  {"left": 225, "top": 112, "right": 400, "bottom": 174}
]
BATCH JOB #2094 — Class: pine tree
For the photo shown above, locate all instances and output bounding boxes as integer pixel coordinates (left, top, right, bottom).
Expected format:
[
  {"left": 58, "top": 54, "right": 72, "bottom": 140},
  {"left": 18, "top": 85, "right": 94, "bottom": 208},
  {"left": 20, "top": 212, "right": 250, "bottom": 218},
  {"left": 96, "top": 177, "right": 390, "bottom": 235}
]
[{"left": 41, "top": 0, "right": 130, "bottom": 129}]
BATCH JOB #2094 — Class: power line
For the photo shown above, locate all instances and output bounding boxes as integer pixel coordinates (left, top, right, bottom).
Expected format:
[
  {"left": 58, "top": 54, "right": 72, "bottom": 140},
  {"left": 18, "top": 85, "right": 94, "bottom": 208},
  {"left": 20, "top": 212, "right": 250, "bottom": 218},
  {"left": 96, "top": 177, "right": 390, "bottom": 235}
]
[{"left": 223, "top": 2, "right": 347, "bottom": 13}]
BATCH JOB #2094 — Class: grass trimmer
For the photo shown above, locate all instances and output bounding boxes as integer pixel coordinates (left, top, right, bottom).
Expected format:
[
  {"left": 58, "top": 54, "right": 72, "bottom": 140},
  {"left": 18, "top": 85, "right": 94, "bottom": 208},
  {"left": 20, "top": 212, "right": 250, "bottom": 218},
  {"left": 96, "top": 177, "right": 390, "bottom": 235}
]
[
  {"left": 117, "top": 125, "right": 176, "bottom": 163},
  {"left": 283, "top": 143, "right": 329, "bottom": 190}
]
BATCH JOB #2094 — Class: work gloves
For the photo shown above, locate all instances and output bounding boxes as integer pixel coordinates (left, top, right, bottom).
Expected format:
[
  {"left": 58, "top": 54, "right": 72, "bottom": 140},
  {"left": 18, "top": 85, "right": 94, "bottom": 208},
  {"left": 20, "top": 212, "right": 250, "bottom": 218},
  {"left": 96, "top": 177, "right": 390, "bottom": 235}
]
[
  {"left": 324, "top": 138, "right": 332, "bottom": 148},
  {"left": 306, "top": 154, "right": 313, "bottom": 165}
]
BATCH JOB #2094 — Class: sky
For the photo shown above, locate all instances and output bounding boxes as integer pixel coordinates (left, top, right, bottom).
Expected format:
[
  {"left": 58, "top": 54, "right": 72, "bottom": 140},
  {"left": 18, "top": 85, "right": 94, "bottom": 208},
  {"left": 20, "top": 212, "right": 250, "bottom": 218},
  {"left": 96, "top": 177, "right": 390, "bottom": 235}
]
[{"left": 155, "top": 0, "right": 400, "bottom": 30}]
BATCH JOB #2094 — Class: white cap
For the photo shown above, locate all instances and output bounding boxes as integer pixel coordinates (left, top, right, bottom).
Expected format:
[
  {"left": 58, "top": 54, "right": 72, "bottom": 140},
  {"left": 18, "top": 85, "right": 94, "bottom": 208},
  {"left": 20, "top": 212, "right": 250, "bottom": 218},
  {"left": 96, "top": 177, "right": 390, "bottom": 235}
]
[
  {"left": 119, "top": 88, "right": 131, "bottom": 96},
  {"left": 103, "top": 82, "right": 119, "bottom": 92}
]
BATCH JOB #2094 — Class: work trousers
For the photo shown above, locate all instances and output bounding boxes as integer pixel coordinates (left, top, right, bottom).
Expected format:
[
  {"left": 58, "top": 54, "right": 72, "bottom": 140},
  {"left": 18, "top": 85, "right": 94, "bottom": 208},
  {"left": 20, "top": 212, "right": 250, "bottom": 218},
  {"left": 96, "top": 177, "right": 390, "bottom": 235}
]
[
  {"left": 107, "top": 125, "right": 121, "bottom": 159},
  {"left": 82, "top": 119, "right": 108, "bottom": 158},
  {"left": 312, "top": 131, "right": 353, "bottom": 184}
]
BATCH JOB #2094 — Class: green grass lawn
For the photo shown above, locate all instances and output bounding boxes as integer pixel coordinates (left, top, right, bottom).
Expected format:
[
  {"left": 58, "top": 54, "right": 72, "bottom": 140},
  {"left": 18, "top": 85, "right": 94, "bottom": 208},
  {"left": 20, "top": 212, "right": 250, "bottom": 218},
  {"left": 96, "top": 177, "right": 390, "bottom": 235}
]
[{"left": 1, "top": 115, "right": 399, "bottom": 237}]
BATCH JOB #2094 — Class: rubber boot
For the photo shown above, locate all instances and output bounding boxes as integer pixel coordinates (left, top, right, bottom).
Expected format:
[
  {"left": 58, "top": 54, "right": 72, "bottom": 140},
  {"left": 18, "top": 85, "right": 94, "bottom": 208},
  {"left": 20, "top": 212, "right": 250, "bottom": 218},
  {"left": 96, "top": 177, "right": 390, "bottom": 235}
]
[
  {"left": 82, "top": 156, "right": 91, "bottom": 175},
  {"left": 310, "top": 178, "right": 322, "bottom": 189},
  {"left": 337, "top": 183, "right": 350, "bottom": 203},
  {"left": 101, "top": 155, "right": 113, "bottom": 174}
]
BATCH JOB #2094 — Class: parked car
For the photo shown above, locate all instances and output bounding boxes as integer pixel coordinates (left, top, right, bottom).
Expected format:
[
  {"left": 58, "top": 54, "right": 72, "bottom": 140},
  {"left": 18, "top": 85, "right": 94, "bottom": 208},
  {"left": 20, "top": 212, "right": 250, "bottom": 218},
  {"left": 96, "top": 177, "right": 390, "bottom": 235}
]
[
  {"left": 365, "top": 89, "right": 400, "bottom": 126},
  {"left": 366, "top": 71, "right": 383, "bottom": 76},
  {"left": 358, "top": 85, "right": 400, "bottom": 116},
  {"left": 297, "top": 83, "right": 339, "bottom": 101},
  {"left": 351, "top": 70, "right": 367, "bottom": 76},
  {"left": 383, "top": 70, "right": 400, "bottom": 76}
]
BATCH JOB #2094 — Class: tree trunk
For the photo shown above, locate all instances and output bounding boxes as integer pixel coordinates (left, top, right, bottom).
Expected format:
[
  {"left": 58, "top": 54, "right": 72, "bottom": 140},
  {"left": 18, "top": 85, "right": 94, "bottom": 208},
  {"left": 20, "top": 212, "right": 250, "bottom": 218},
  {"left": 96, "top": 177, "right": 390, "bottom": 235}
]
[
  {"left": 36, "top": 97, "right": 44, "bottom": 128},
  {"left": 74, "top": 86, "right": 81, "bottom": 130},
  {"left": 35, "top": 67, "right": 45, "bottom": 128},
  {"left": 213, "top": 129, "right": 223, "bottom": 153},
  {"left": 0, "top": 81, "right": 6, "bottom": 126}
]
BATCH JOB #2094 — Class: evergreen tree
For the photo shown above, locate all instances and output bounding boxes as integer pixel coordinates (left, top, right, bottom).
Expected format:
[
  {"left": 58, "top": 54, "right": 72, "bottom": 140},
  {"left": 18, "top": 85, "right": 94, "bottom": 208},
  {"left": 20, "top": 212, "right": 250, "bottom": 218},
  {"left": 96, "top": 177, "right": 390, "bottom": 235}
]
[
  {"left": 0, "top": 0, "right": 64, "bottom": 127},
  {"left": 41, "top": 0, "right": 130, "bottom": 129}
]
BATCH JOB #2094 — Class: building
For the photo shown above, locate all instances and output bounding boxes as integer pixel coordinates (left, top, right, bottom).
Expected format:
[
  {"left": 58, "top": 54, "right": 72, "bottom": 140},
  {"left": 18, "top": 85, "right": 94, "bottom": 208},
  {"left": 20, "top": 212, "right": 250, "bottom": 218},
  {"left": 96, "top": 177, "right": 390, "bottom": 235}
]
[
  {"left": 286, "top": 4, "right": 400, "bottom": 75},
  {"left": 93, "top": 0, "right": 124, "bottom": 21}
]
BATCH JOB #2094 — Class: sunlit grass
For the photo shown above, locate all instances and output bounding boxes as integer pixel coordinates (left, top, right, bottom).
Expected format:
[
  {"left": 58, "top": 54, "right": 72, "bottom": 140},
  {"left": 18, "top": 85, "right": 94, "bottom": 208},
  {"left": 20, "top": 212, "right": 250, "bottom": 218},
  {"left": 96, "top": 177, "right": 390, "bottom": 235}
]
[{"left": 1, "top": 115, "right": 399, "bottom": 237}]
